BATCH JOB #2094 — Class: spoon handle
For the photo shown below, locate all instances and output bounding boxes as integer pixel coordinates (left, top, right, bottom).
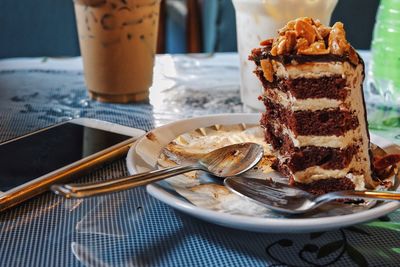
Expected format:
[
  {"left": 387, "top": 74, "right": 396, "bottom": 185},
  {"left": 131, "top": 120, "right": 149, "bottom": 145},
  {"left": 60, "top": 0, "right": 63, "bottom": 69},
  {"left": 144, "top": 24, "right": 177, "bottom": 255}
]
[
  {"left": 51, "top": 164, "right": 201, "bottom": 198},
  {"left": 316, "top": 190, "right": 400, "bottom": 204}
]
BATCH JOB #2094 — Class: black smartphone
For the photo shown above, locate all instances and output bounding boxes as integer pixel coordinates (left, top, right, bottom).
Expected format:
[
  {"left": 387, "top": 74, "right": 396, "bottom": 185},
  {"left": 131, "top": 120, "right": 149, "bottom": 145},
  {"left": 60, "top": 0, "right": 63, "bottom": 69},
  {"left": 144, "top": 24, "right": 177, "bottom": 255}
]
[{"left": 0, "top": 118, "right": 145, "bottom": 212}]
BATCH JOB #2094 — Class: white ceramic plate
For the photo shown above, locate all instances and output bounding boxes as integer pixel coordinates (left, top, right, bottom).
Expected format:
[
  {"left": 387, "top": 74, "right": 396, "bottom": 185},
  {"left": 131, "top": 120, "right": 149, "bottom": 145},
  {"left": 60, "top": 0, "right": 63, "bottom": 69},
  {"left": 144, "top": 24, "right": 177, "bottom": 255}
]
[{"left": 126, "top": 113, "right": 400, "bottom": 233}]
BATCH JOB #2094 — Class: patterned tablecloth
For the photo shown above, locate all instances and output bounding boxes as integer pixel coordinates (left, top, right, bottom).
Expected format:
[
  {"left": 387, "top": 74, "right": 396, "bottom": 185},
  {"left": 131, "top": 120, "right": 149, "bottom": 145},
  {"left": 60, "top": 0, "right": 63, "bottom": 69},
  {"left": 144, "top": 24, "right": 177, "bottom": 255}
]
[{"left": 0, "top": 52, "right": 400, "bottom": 267}]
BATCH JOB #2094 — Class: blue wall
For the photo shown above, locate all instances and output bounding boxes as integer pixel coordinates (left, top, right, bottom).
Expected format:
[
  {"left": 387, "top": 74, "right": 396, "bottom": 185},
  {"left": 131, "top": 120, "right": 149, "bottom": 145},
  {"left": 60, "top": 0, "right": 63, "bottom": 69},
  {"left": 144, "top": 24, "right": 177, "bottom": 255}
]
[
  {"left": 0, "top": 0, "right": 79, "bottom": 58},
  {"left": 202, "top": 0, "right": 237, "bottom": 53}
]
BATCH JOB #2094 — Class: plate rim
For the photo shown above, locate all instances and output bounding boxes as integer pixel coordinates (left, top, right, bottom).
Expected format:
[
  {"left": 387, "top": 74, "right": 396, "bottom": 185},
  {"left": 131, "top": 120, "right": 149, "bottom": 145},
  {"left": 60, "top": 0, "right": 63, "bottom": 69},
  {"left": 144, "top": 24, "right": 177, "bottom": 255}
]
[{"left": 126, "top": 113, "right": 400, "bottom": 233}]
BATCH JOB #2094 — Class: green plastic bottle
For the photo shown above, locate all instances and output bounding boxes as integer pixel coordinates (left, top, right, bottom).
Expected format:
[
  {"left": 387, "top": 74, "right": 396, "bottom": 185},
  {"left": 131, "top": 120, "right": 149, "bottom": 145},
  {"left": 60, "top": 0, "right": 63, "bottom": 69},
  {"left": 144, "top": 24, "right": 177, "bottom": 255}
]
[{"left": 369, "top": 0, "right": 400, "bottom": 105}]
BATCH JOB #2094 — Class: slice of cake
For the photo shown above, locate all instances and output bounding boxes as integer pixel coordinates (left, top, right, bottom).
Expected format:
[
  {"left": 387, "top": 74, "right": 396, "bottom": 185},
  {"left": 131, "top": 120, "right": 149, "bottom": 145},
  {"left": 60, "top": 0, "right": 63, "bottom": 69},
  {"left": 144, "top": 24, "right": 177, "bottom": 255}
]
[{"left": 249, "top": 17, "right": 375, "bottom": 195}]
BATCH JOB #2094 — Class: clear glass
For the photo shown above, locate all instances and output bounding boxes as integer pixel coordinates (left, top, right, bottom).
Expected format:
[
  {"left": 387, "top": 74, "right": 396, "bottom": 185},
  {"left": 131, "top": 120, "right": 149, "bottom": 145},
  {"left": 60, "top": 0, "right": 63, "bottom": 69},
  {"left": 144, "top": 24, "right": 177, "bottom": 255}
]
[
  {"left": 231, "top": 0, "right": 338, "bottom": 111},
  {"left": 368, "top": 0, "right": 400, "bottom": 107}
]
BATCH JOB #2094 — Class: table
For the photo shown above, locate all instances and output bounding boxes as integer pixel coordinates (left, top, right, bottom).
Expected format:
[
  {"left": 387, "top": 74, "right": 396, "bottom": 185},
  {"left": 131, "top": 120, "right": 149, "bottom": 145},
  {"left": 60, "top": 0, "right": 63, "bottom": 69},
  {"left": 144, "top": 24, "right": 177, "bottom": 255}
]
[{"left": 1, "top": 52, "right": 400, "bottom": 267}]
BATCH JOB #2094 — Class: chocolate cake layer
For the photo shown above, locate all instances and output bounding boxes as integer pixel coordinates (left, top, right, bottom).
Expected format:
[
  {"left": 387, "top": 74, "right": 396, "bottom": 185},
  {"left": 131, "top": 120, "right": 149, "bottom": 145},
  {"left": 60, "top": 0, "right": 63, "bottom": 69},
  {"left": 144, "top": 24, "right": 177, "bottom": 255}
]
[
  {"left": 284, "top": 145, "right": 357, "bottom": 172},
  {"left": 250, "top": 46, "right": 361, "bottom": 67},
  {"left": 261, "top": 100, "right": 359, "bottom": 136},
  {"left": 294, "top": 177, "right": 356, "bottom": 196},
  {"left": 255, "top": 70, "right": 347, "bottom": 100},
  {"left": 264, "top": 128, "right": 358, "bottom": 172},
  {"left": 273, "top": 159, "right": 357, "bottom": 193},
  {"left": 263, "top": 123, "right": 283, "bottom": 149}
]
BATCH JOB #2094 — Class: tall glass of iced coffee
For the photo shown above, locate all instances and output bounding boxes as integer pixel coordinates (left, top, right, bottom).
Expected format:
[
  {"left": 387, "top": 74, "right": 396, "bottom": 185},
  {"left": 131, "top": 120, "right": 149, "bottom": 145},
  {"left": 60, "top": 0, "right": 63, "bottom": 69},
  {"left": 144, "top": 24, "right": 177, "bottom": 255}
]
[{"left": 74, "top": 0, "right": 161, "bottom": 103}]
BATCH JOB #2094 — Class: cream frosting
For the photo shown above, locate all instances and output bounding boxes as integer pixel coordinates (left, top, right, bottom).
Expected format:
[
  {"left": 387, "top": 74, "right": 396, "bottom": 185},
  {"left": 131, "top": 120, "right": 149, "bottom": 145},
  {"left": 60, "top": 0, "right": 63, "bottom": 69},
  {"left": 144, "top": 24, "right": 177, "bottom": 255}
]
[
  {"left": 264, "top": 89, "right": 342, "bottom": 111},
  {"left": 271, "top": 123, "right": 362, "bottom": 149},
  {"left": 272, "top": 61, "right": 346, "bottom": 79},
  {"left": 346, "top": 173, "right": 366, "bottom": 191},
  {"left": 344, "top": 63, "right": 373, "bottom": 186},
  {"left": 292, "top": 156, "right": 366, "bottom": 184}
]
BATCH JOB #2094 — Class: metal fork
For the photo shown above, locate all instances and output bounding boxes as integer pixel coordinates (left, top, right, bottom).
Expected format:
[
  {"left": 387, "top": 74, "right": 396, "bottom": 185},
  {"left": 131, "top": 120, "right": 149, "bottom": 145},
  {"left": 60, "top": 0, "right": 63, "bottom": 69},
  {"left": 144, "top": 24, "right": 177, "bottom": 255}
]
[{"left": 224, "top": 177, "right": 400, "bottom": 214}]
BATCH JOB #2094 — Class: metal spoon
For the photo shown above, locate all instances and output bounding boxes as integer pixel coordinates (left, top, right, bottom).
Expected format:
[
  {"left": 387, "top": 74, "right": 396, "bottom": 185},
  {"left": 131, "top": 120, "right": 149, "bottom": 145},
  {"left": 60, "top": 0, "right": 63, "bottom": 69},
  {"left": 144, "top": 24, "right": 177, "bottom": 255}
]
[
  {"left": 224, "top": 176, "right": 400, "bottom": 214},
  {"left": 51, "top": 143, "right": 264, "bottom": 198}
]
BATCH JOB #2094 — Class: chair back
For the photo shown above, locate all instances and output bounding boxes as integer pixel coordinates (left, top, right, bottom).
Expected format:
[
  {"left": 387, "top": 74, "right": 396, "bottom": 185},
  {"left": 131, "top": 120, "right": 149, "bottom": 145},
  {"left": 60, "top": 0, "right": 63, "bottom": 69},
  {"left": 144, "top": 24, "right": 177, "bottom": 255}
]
[{"left": 157, "top": 0, "right": 202, "bottom": 53}]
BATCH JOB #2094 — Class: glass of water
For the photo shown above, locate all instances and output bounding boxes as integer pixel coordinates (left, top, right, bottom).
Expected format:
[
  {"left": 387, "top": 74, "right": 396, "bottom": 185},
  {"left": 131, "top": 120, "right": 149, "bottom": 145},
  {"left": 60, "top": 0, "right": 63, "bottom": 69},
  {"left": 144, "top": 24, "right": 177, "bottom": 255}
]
[{"left": 231, "top": 0, "right": 338, "bottom": 111}]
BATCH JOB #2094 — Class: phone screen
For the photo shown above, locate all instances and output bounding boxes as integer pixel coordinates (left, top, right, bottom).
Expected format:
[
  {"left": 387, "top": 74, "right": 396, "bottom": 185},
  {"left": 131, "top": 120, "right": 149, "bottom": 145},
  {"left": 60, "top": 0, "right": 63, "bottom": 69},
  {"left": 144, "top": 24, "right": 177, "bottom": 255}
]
[{"left": 0, "top": 123, "right": 131, "bottom": 192}]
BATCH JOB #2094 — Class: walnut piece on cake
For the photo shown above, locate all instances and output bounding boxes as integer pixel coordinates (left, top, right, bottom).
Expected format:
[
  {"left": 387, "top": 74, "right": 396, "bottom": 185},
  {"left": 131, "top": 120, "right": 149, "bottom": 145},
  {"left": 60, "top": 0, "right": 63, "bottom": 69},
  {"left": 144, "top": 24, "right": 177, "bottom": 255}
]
[{"left": 263, "top": 17, "right": 359, "bottom": 65}]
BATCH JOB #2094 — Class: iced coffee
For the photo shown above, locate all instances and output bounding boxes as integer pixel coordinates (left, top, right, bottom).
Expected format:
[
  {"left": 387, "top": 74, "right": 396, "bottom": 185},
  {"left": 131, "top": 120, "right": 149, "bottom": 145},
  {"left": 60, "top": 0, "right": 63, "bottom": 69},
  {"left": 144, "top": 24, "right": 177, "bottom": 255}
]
[{"left": 74, "top": 0, "right": 160, "bottom": 103}]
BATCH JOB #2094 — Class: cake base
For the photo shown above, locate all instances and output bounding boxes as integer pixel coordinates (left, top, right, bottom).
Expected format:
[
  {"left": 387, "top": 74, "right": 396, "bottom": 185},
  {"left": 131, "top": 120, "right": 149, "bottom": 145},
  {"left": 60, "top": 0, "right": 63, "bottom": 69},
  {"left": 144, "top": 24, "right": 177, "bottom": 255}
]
[{"left": 294, "top": 178, "right": 356, "bottom": 196}]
